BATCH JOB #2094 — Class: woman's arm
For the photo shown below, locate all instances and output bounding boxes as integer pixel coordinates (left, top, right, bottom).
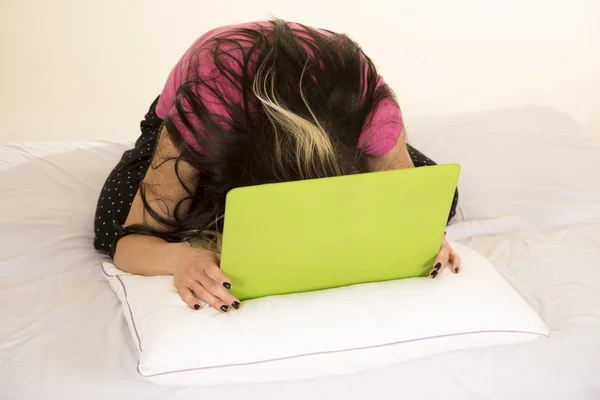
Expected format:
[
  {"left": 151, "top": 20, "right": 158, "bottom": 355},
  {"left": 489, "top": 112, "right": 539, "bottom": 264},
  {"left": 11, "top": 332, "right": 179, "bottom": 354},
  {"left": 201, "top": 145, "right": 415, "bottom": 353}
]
[
  {"left": 114, "top": 127, "right": 198, "bottom": 272},
  {"left": 113, "top": 235, "right": 190, "bottom": 276},
  {"left": 113, "top": 128, "right": 239, "bottom": 311}
]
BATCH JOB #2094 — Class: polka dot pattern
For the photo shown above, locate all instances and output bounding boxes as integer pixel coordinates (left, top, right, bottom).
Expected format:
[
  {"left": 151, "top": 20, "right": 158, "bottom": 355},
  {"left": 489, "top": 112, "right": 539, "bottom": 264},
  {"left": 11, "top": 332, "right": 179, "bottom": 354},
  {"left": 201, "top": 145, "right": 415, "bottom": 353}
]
[{"left": 93, "top": 96, "right": 163, "bottom": 256}]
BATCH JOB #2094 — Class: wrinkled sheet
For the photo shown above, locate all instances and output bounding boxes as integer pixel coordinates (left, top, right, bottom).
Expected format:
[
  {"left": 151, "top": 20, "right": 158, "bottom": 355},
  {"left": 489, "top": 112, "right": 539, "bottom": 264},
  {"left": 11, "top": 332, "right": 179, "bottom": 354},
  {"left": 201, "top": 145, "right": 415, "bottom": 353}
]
[{"left": 1, "top": 106, "right": 599, "bottom": 399}]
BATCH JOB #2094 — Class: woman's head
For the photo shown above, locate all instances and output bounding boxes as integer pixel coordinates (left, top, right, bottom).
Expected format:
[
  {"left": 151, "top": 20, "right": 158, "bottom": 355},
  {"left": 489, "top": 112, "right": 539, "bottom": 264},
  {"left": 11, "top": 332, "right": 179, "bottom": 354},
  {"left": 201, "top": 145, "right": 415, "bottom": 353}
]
[{"left": 136, "top": 20, "right": 397, "bottom": 244}]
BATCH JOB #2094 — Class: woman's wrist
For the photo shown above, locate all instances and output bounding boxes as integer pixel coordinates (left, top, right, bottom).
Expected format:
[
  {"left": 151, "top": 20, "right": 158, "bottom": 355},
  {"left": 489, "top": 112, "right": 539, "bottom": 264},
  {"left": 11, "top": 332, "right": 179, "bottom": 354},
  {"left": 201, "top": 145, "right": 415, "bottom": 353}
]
[
  {"left": 165, "top": 241, "right": 192, "bottom": 275},
  {"left": 166, "top": 241, "right": 209, "bottom": 275}
]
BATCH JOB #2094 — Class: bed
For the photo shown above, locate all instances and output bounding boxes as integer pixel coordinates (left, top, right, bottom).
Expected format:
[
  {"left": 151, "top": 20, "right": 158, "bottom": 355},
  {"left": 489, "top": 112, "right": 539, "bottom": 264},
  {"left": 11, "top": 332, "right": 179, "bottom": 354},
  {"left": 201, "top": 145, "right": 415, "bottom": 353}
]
[{"left": 1, "top": 106, "right": 599, "bottom": 399}]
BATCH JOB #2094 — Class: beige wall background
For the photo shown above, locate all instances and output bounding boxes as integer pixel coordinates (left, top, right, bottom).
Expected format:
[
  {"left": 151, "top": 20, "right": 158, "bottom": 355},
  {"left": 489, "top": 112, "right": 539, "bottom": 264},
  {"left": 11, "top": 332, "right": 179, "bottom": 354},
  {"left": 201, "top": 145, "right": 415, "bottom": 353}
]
[{"left": 1, "top": 0, "right": 599, "bottom": 143}]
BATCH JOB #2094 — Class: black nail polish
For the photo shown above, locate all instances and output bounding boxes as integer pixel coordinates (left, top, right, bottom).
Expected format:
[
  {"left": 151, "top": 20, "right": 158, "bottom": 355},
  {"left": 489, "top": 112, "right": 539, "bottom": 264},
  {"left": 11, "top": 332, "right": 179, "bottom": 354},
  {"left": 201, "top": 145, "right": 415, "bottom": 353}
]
[
  {"left": 431, "top": 270, "right": 438, "bottom": 278},
  {"left": 223, "top": 282, "right": 231, "bottom": 290},
  {"left": 434, "top": 262, "right": 441, "bottom": 270},
  {"left": 220, "top": 305, "right": 229, "bottom": 312},
  {"left": 454, "top": 267, "right": 459, "bottom": 273},
  {"left": 232, "top": 301, "right": 240, "bottom": 309},
  {"left": 194, "top": 304, "right": 200, "bottom": 310}
]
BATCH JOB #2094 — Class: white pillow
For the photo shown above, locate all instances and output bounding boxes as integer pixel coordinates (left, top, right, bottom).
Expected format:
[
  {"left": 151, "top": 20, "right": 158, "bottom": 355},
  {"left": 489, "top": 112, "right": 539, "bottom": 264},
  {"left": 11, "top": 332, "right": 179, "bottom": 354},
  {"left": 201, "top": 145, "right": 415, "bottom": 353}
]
[{"left": 102, "top": 242, "right": 548, "bottom": 386}]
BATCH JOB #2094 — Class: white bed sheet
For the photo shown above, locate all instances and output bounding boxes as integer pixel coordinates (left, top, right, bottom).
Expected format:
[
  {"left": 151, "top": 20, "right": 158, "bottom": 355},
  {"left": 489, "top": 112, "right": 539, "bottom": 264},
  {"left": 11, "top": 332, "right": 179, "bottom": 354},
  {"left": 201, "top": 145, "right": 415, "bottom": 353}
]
[{"left": 1, "top": 106, "right": 600, "bottom": 399}]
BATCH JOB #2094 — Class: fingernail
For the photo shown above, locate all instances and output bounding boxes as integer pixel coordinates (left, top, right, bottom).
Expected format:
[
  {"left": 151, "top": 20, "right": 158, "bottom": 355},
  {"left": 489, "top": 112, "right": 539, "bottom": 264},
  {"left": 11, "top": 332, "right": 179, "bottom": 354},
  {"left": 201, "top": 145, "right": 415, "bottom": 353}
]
[
  {"left": 434, "top": 262, "right": 441, "bottom": 270},
  {"left": 454, "top": 267, "right": 459, "bottom": 273},
  {"left": 231, "top": 301, "right": 240, "bottom": 309},
  {"left": 194, "top": 304, "right": 200, "bottom": 310},
  {"left": 223, "top": 282, "right": 231, "bottom": 290},
  {"left": 220, "top": 305, "right": 229, "bottom": 312},
  {"left": 431, "top": 270, "right": 438, "bottom": 278}
]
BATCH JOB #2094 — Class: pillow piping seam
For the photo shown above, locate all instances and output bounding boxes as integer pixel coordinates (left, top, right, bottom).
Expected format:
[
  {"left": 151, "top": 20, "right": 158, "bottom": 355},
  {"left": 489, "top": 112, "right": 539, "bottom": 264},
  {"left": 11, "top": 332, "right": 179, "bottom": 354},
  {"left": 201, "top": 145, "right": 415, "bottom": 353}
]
[{"left": 101, "top": 264, "right": 143, "bottom": 352}]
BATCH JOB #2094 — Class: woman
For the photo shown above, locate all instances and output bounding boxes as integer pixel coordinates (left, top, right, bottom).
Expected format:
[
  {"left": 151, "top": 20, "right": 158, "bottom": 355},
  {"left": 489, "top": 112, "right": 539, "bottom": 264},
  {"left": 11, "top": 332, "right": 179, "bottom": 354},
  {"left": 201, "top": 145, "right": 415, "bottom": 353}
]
[{"left": 94, "top": 20, "right": 460, "bottom": 312}]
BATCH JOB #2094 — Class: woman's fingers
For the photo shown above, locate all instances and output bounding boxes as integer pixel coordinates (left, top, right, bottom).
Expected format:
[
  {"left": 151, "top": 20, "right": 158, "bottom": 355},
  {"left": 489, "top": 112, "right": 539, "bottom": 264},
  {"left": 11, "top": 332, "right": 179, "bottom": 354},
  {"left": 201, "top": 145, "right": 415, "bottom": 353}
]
[
  {"left": 172, "top": 247, "right": 241, "bottom": 312},
  {"left": 177, "top": 286, "right": 203, "bottom": 310},
  {"left": 204, "top": 263, "right": 233, "bottom": 291},
  {"left": 187, "top": 279, "right": 231, "bottom": 312},
  {"left": 199, "top": 270, "right": 241, "bottom": 310},
  {"left": 449, "top": 249, "right": 461, "bottom": 274},
  {"left": 430, "top": 239, "right": 462, "bottom": 278},
  {"left": 193, "top": 251, "right": 240, "bottom": 309},
  {"left": 430, "top": 247, "right": 449, "bottom": 278},
  {"left": 430, "top": 236, "right": 451, "bottom": 278}
]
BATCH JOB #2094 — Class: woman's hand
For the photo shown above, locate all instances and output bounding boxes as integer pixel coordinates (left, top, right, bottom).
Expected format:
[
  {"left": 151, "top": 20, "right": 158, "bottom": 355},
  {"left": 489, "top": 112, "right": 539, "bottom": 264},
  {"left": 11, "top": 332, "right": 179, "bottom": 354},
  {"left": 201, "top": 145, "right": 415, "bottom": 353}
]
[
  {"left": 429, "top": 236, "right": 461, "bottom": 278},
  {"left": 172, "top": 246, "right": 240, "bottom": 312}
]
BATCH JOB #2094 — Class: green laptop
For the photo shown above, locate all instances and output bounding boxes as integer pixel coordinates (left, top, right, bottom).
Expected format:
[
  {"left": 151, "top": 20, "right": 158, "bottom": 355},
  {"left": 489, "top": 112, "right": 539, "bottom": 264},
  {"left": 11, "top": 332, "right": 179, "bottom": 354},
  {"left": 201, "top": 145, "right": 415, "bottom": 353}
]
[{"left": 220, "top": 164, "right": 460, "bottom": 301}]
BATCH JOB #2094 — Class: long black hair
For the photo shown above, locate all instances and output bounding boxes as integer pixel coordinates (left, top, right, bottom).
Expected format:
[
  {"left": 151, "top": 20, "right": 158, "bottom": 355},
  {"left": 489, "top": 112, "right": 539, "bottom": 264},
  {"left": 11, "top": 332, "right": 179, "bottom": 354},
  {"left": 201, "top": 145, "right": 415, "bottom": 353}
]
[{"left": 118, "top": 20, "right": 397, "bottom": 249}]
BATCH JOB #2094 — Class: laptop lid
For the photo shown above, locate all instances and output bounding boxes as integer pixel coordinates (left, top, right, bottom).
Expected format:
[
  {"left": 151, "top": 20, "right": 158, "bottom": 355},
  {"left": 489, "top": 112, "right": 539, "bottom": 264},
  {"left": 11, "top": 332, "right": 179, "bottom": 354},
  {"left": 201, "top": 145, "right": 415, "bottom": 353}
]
[{"left": 220, "top": 164, "right": 460, "bottom": 300}]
